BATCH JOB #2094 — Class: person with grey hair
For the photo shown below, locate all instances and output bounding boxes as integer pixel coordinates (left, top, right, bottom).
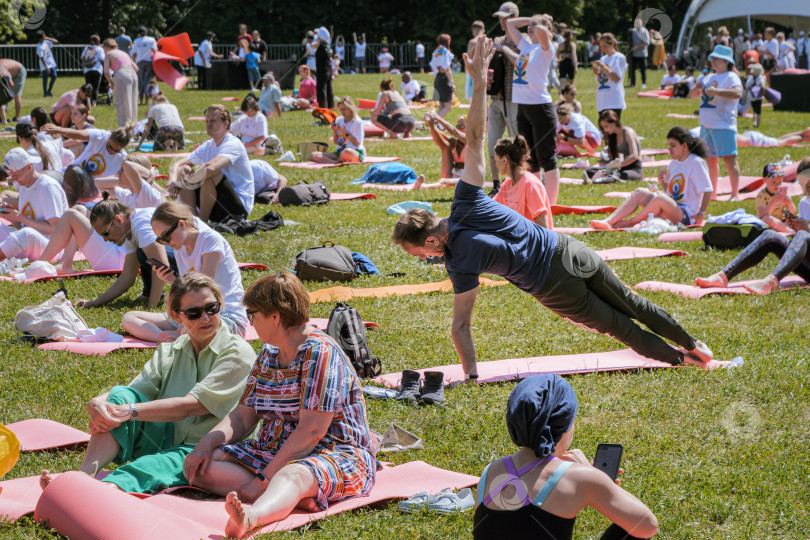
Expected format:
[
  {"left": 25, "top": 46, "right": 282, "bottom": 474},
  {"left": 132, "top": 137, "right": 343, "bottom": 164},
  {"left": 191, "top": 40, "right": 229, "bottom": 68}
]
[
  {"left": 258, "top": 73, "right": 282, "bottom": 117},
  {"left": 629, "top": 18, "right": 650, "bottom": 89}
]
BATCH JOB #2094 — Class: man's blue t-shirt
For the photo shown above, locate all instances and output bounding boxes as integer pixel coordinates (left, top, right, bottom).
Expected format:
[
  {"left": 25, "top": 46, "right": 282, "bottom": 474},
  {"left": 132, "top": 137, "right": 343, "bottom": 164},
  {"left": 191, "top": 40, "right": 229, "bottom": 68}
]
[
  {"left": 445, "top": 180, "right": 559, "bottom": 296},
  {"left": 245, "top": 52, "right": 260, "bottom": 70}
]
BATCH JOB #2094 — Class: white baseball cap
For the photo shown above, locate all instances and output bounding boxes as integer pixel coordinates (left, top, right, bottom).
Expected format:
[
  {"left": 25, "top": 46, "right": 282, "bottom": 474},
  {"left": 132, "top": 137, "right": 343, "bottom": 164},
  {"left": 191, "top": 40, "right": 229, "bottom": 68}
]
[{"left": 3, "top": 148, "right": 32, "bottom": 173}]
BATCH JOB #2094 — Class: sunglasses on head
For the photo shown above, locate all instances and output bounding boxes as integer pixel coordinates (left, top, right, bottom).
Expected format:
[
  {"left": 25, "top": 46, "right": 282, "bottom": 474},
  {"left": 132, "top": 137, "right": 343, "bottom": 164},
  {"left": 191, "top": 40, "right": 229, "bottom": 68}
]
[
  {"left": 156, "top": 221, "right": 179, "bottom": 245},
  {"left": 179, "top": 301, "right": 221, "bottom": 320}
]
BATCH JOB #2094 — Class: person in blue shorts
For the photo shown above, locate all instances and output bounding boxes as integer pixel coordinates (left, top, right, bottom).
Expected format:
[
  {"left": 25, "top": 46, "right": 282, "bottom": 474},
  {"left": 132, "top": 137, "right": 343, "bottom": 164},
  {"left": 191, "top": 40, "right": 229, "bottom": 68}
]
[{"left": 392, "top": 36, "right": 730, "bottom": 381}]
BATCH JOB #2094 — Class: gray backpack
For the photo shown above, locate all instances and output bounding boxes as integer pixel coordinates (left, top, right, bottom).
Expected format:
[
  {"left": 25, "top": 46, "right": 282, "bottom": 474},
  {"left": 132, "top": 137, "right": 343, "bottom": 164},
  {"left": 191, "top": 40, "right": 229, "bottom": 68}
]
[
  {"left": 293, "top": 241, "right": 357, "bottom": 282},
  {"left": 278, "top": 181, "right": 331, "bottom": 207}
]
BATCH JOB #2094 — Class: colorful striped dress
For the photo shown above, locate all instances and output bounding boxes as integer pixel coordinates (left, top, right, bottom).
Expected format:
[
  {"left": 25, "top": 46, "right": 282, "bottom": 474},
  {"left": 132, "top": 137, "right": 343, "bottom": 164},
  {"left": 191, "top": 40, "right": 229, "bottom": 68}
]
[{"left": 219, "top": 330, "right": 376, "bottom": 509}]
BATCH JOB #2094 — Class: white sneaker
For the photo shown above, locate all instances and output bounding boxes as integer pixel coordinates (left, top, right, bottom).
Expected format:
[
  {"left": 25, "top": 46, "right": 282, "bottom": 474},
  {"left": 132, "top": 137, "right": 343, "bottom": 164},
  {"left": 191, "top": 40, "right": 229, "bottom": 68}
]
[
  {"left": 641, "top": 84, "right": 647, "bottom": 89},
  {"left": 276, "top": 150, "right": 296, "bottom": 162},
  {"left": 574, "top": 158, "right": 590, "bottom": 169}
]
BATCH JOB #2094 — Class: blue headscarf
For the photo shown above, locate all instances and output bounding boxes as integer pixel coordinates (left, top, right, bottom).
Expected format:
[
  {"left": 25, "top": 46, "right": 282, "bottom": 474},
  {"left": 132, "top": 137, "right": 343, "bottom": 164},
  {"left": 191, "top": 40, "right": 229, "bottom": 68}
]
[{"left": 506, "top": 375, "right": 579, "bottom": 458}]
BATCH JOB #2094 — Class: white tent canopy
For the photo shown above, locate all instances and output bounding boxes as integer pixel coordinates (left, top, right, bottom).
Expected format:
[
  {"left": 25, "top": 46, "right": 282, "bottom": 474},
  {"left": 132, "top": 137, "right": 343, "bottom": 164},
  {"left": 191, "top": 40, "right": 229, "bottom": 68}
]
[{"left": 676, "top": 0, "right": 810, "bottom": 55}]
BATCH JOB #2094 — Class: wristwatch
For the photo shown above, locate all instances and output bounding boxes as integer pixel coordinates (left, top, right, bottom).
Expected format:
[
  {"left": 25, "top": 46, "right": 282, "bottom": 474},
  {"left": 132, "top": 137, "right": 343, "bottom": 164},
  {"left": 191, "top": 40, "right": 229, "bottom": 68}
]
[{"left": 128, "top": 404, "right": 139, "bottom": 421}]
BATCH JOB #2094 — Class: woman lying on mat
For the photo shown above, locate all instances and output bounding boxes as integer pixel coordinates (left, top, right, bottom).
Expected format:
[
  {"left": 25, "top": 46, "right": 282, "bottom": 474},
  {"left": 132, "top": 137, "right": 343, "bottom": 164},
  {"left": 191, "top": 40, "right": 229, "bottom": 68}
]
[
  {"left": 121, "top": 201, "right": 248, "bottom": 342},
  {"left": 370, "top": 78, "right": 416, "bottom": 139},
  {"left": 311, "top": 96, "right": 365, "bottom": 164},
  {"left": 474, "top": 374, "right": 658, "bottom": 540},
  {"left": 40, "top": 273, "right": 254, "bottom": 494},
  {"left": 736, "top": 127, "right": 810, "bottom": 148},
  {"left": 393, "top": 37, "right": 730, "bottom": 378},
  {"left": 582, "top": 110, "right": 642, "bottom": 184},
  {"left": 591, "top": 127, "right": 713, "bottom": 230},
  {"left": 183, "top": 273, "right": 376, "bottom": 538},
  {"left": 696, "top": 159, "right": 810, "bottom": 295},
  {"left": 425, "top": 110, "right": 466, "bottom": 179},
  {"left": 491, "top": 135, "right": 553, "bottom": 228},
  {"left": 72, "top": 200, "right": 177, "bottom": 309}
]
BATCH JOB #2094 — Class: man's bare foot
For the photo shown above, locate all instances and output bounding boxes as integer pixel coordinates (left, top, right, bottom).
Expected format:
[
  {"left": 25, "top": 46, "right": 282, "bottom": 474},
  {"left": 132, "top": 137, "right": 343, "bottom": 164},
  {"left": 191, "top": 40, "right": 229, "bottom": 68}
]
[
  {"left": 224, "top": 491, "right": 252, "bottom": 539},
  {"left": 695, "top": 271, "right": 728, "bottom": 288},
  {"left": 40, "top": 470, "right": 53, "bottom": 490},
  {"left": 686, "top": 340, "right": 713, "bottom": 363},
  {"left": 590, "top": 219, "right": 613, "bottom": 230},
  {"left": 683, "top": 356, "right": 734, "bottom": 370},
  {"left": 295, "top": 497, "right": 320, "bottom": 512},
  {"left": 743, "top": 274, "right": 778, "bottom": 295},
  {"left": 413, "top": 174, "right": 425, "bottom": 190}
]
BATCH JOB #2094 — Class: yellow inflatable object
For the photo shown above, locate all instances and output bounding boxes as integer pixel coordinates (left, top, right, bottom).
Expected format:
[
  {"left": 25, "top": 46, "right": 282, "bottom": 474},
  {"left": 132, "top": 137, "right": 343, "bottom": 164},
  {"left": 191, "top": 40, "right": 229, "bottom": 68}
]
[{"left": 0, "top": 423, "right": 20, "bottom": 479}]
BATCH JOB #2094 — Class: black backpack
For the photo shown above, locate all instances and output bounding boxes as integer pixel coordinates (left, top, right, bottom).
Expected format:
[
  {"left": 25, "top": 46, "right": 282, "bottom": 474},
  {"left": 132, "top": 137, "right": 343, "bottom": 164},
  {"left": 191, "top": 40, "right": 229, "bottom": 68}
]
[
  {"left": 326, "top": 302, "right": 382, "bottom": 378},
  {"left": 487, "top": 51, "right": 506, "bottom": 96},
  {"left": 278, "top": 181, "right": 331, "bottom": 206},
  {"left": 293, "top": 241, "right": 358, "bottom": 282},
  {"left": 702, "top": 223, "right": 765, "bottom": 250}
]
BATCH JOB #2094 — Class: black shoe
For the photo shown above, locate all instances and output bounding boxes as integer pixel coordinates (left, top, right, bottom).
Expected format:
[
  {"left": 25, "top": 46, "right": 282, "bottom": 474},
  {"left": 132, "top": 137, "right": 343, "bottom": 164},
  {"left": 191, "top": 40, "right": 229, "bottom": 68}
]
[
  {"left": 419, "top": 371, "right": 445, "bottom": 405},
  {"left": 488, "top": 186, "right": 500, "bottom": 197},
  {"left": 396, "top": 370, "right": 422, "bottom": 404}
]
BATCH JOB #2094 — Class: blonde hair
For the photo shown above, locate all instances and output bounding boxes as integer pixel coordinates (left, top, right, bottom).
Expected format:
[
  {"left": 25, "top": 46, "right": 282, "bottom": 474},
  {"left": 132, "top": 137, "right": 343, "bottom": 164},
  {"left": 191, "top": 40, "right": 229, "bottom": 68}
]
[
  {"left": 109, "top": 123, "right": 135, "bottom": 147},
  {"left": 337, "top": 96, "right": 359, "bottom": 122},
  {"left": 243, "top": 272, "right": 310, "bottom": 328},
  {"left": 152, "top": 201, "right": 198, "bottom": 230}
]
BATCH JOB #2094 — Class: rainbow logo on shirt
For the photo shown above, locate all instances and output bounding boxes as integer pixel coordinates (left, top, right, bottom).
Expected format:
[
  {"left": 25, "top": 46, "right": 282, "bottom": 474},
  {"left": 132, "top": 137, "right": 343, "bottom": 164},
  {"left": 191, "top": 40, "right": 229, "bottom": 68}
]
[
  {"left": 513, "top": 53, "right": 530, "bottom": 85},
  {"left": 335, "top": 125, "right": 348, "bottom": 146},
  {"left": 668, "top": 173, "right": 686, "bottom": 202},
  {"left": 21, "top": 202, "right": 35, "bottom": 219},
  {"left": 82, "top": 153, "right": 107, "bottom": 176},
  {"left": 700, "top": 80, "right": 717, "bottom": 109},
  {"left": 597, "top": 72, "right": 610, "bottom": 90}
]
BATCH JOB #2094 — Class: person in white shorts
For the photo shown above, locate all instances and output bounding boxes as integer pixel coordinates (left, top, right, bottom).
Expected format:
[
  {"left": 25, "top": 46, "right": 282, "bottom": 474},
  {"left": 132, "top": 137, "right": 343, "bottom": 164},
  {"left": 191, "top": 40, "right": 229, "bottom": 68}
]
[
  {"left": 0, "top": 149, "right": 68, "bottom": 263},
  {"left": 121, "top": 201, "right": 249, "bottom": 342}
]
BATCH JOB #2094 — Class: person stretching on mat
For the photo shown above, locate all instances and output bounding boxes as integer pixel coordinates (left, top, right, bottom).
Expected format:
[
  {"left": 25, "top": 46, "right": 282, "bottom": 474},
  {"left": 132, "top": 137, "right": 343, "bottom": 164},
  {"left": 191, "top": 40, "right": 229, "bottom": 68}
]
[
  {"left": 370, "top": 78, "right": 416, "bottom": 139},
  {"left": 555, "top": 103, "right": 602, "bottom": 155},
  {"left": 183, "top": 272, "right": 376, "bottom": 538},
  {"left": 736, "top": 127, "right": 810, "bottom": 148},
  {"left": 392, "top": 36, "right": 728, "bottom": 377},
  {"left": 167, "top": 104, "right": 255, "bottom": 224},
  {"left": 474, "top": 374, "right": 658, "bottom": 540},
  {"left": 72, "top": 200, "right": 177, "bottom": 309},
  {"left": 696, "top": 159, "right": 810, "bottom": 295},
  {"left": 310, "top": 96, "right": 365, "bottom": 164},
  {"left": 121, "top": 201, "right": 249, "bottom": 342},
  {"left": 491, "top": 135, "right": 553, "bottom": 229},
  {"left": 40, "top": 273, "right": 254, "bottom": 494},
  {"left": 591, "top": 127, "right": 713, "bottom": 230},
  {"left": 424, "top": 110, "right": 466, "bottom": 180}
]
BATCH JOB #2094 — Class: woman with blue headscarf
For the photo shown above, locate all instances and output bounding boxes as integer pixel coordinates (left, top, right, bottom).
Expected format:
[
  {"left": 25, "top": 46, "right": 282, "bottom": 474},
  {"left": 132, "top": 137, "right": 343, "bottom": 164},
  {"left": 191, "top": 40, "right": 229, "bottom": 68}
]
[{"left": 473, "top": 375, "right": 658, "bottom": 540}]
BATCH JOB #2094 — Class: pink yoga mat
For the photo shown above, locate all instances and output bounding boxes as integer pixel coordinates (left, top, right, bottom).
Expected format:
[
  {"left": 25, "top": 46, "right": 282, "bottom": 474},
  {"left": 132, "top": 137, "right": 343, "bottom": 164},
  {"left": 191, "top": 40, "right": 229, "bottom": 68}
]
[
  {"left": 717, "top": 175, "right": 763, "bottom": 194},
  {"left": 596, "top": 246, "right": 687, "bottom": 261},
  {"left": 657, "top": 231, "right": 704, "bottom": 242},
  {"left": 559, "top": 176, "right": 585, "bottom": 183},
  {"left": 637, "top": 89, "right": 672, "bottom": 99},
  {"left": 555, "top": 227, "right": 627, "bottom": 235},
  {"left": 279, "top": 156, "right": 400, "bottom": 170},
  {"left": 330, "top": 192, "right": 377, "bottom": 200},
  {"left": 7, "top": 419, "right": 90, "bottom": 451},
  {"left": 33, "top": 462, "right": 478, "bottom": 539},
  {"left": 361, "top": 181, "right": 494, "bottom": 191},
  {"left": 634, "top": 275, "right": 807, "bottom": 299},
  {"left": 641, "top": 159, "right": 671, "bottom": 168},
  {"left": 640, "top": 149, "right": 669, "bottom": 156},
  {"left": 221, "top": 97, "right": 242, "bottom": 102},
  {"left": 0, "top": 475, "right": 47, "bottom": 522},
  {"left": 373, "top": 348, "right": 675, "bottom": 388},
  {"left": 551, "top": 204, "right": 616, "bottom": 215},
  {"left": 187, "top": 116, "right": 206, "bottom": 121},
  {"left": 139, "top": 152, "right": 192, "bottom": 159},
  {"left": 665, "top": 113, "right": 698, "bottom": 119},
  {"left": 365, "top": 136, "right": 433, "bottom": 142}
]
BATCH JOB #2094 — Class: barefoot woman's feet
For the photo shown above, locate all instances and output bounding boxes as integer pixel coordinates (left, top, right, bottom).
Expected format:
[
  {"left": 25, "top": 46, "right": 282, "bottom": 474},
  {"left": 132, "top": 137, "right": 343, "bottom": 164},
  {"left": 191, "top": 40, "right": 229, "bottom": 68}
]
[
  {"left": 590, "top": 219, "right": 613, "bottom": 230},
  {"left": 695, "top": 271, "right": 728, "bottom": 288},
  {"left": 40, "top": 470, "right": 53, "bottom": 490},
  {"left": 743, "top": 274, "right": 778, "bottom": 295},
  {"left": 224, "top": 491, "right": 252, "bottom": 539},
  {"left": 413, "top": 174, "right": 425, "bottom": 190}
]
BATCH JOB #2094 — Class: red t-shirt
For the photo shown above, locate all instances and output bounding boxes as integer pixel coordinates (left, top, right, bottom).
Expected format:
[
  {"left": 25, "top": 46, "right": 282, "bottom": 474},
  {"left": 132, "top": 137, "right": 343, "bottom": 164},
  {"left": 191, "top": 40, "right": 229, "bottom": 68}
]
[
  {"left": 299, "top": 77, "right": 317, "bottom": 105},
  {"left": 493, "top": 171, "right": 554, "bottom": 228}
]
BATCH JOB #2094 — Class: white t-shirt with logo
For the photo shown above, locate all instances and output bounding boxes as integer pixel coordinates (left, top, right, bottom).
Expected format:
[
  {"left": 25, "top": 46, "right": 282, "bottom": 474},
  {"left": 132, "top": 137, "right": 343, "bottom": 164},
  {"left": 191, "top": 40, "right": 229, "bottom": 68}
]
[
  {"left": 17, "top": 174, "right": 68, "bottom": 223},
  {"left": 148, "top": 103, "right": 184, "bottom": 129},
  {"left": 698, "top": 71, "right": 742, "bottom": 130},
  {"left": 333, "top": 116, "right": 365, "bottom": 153},
  {"left": 131, "top": 36, "right": 157, "bottom": 63},
  {"left": 511, "top": 37, "right": 554, "bottom": 105},
  {"left": 429, "top": 46, "right": 453, "bottom": 72},
  {"left": 123, "top": 207, "right": 158, "bottom": 255},
  {"left": 250, "top": 160, "right": 280, "bottom": 193},
  {"left": 661, "top": 73, "right": 682, "bottom": 86},
  {"left": 558, "top": 112, "right": 601, "bottom": 143},
  {"left": 189, "top": 133, "right": 255, "bottom": 216},
  {"left": 73, "top": 129, "right": 127, "bottom": 178},
  {"left": 37, "top": 41, "right": 57, "bottom": 71},
  {"left": 175, "top": 218, "right": 247, "bottom": 326},
  {"left": 231, "top": 113, "right": 268, "bottom": 144},
  {"left": 114, "top": 182, "right": 162, "bottom": 209},
  {"left": 595, "top": 52, "right": 627, "bottom": 112},
  {"left": 665, "top": 153, "right": 713, "bottom": 219},
  {"left": 401, "top": 79, "right": 421, "bottom": 101}
]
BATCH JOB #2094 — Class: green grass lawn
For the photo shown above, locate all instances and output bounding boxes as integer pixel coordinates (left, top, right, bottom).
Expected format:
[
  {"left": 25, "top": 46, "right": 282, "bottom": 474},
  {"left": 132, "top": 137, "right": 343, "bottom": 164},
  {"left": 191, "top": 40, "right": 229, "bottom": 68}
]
[{"left": 2, "top": 68, "right": 810, "bottom": 539}]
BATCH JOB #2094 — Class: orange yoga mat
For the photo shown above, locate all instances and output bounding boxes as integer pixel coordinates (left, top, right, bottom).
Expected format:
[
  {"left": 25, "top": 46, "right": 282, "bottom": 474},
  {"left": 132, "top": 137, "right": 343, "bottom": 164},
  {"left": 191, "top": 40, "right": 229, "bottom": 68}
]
[
  {"left": 551, "top": 204, "right": 616, "bottom": 215},
  {"left": 309, "top": 277, "right": 509, "bottom": 303}
]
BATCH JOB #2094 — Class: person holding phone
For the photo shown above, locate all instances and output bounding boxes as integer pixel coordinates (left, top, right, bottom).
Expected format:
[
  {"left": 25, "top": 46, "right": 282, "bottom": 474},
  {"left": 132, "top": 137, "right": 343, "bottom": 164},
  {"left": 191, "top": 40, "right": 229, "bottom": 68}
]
[
  {"left": 473, "top": 374, "right": 658, "bottom": 540},
  {"left": 121, "top": 201, "right": 248, "bottom": 342},
  {"left": 754, "top": 162, "right": 796, "bottom": 233},
  {"left": 697, "top": 158, "right": 810, "bottom": 295},
  {"left": 74, "top": 200, "right": 177, "bottom": 309}
]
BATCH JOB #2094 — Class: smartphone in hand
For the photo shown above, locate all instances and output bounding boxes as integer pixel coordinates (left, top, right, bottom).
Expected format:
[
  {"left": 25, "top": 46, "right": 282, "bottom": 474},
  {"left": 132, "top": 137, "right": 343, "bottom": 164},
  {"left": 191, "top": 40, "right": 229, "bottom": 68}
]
[
  {"left": 593, "top": 443, "right": 623, "bottom": 481},
  {"left": 145, "top": 258, "right": 178, "bottom": 277}
]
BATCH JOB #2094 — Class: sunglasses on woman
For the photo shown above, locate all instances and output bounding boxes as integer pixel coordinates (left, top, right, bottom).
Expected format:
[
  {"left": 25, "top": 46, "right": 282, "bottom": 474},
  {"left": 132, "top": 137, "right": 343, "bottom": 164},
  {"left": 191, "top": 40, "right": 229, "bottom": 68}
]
[
  {"left": 156, "top": 221, "right": 179, "bottom": 245},
  {"left": 178, "top": 301, "right": 221, "bottom": 320}
]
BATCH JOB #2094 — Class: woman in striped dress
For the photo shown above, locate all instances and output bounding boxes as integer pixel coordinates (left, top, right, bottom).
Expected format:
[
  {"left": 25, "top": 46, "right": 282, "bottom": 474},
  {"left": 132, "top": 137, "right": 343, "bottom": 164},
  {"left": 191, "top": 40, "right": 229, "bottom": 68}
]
[{"left": 183, "top": 272, "right": 376, "bottom": 538}]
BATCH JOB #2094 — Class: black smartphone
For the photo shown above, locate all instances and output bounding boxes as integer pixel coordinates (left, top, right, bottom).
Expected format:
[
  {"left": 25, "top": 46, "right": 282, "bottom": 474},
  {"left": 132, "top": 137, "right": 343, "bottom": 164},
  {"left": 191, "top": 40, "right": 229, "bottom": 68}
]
[
  {"left": 145, "top": 258, "right": 178, "bottom": 277},
  {"left": 782, "top": 208, "right": 795, "bottom": 220},
  {"left": 593, "top": 443, "right": 623, "bottom": 481}
]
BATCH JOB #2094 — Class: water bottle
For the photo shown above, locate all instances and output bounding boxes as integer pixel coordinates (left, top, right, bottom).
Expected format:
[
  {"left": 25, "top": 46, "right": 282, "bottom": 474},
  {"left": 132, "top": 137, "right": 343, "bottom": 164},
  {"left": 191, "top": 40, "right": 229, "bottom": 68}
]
[{"left": 728, "top": 356, "right": 744, "bottom": 370}]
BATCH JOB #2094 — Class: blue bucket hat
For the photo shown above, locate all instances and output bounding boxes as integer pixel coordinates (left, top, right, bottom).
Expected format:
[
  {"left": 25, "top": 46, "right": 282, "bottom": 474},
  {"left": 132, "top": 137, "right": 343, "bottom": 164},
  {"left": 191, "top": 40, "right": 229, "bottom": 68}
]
[{"left": 708, "top": 45, "right": 734, "bottom": 65}]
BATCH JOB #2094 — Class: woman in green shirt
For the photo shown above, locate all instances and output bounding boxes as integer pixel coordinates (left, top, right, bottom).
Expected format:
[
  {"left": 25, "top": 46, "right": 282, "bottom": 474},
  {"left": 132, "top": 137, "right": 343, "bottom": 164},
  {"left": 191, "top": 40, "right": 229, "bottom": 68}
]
[{"left": 40, "top": 272, "right": 255, "bottom": 494}]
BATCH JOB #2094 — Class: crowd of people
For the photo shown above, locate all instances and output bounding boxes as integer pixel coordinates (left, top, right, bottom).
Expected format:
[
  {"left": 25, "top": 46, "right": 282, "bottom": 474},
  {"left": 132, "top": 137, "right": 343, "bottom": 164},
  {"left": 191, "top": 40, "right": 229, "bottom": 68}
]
[{"left": 1, "top": 6, "right": 809, "bottom": 539}]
